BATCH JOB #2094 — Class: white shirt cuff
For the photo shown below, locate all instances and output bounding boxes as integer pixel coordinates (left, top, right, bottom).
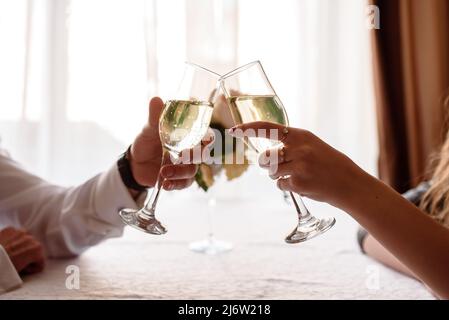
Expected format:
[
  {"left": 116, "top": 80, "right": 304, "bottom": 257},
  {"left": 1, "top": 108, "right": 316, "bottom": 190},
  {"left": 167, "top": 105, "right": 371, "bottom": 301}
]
[
  {"left": 0, "top": 245, "right": 22, "bottom": 294},
  {"left": 93, "top": 163, "right": 147, "bottom": 236}
]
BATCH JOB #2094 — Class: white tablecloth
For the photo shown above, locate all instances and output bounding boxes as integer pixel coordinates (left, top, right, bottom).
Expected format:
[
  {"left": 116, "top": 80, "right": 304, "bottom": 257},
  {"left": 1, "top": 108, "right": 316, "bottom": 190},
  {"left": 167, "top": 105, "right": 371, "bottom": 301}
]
[{"left": 0, "top": 188, "right": 434, "bottom": 300}]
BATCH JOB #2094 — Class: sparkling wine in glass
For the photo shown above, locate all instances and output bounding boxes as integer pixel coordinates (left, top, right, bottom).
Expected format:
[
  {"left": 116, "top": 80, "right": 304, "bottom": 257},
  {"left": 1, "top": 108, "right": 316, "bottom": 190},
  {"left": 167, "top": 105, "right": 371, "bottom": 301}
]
[
  {"left": 220, "top": 61, "right": 336, "bottom": 243},
  {"left": 119, "top": 62, "right": 220, "bottom": 234}
]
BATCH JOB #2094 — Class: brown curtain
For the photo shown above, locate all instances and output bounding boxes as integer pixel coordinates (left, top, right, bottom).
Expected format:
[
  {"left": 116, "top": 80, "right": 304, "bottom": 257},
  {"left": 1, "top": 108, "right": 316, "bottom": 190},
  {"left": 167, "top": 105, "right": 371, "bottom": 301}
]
[{"left": 372, "top": 0, "right": 449, "bottom": 193}]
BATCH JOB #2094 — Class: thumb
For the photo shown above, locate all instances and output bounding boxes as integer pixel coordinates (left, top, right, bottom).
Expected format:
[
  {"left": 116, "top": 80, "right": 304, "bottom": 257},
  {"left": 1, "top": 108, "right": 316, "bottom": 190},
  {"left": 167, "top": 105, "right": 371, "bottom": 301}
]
[{"left": 148, "top": 97, "right": 165, "bottom": 128}]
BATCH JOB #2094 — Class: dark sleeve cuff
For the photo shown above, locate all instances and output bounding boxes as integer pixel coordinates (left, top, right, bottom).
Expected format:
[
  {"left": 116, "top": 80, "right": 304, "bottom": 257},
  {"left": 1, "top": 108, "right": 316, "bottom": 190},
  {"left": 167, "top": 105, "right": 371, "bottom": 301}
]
[
  {"left": 356, "top": 181, "right": 431, "bottom": 255},
  {"left": 402, "top": 181, "right": 431, "bottom": 206},
  {"left": 356, "top": 227, "right": 369, "bottom": 254}
]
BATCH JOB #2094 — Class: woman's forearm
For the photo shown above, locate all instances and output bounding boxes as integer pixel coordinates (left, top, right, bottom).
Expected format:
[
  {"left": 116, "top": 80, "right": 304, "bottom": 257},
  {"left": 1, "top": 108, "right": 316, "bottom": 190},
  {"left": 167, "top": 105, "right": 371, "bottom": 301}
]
[
  {"left": 229, "top": 123, "right": 449, "bottom": 298},
  {"left": 343, "top": 170, "right": 449, "bottom": 299},
  {"left": 363, "top": 234, "right": 416, "bottom": 279}
]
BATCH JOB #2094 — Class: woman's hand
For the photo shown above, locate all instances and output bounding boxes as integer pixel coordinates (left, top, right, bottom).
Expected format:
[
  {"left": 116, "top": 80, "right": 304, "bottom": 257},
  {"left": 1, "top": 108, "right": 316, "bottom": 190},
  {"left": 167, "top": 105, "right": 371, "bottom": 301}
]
[
  {"left": 129, "top": 97, "right": 214, "bottom": 192},
  {"left": 0, "top": 227, "right": 45, "bottom": 275},
  {"left": 230, "top": 121, "right": 449, "bottom": 298},
  {"left": 229, "top": 121, "right": 364, "bottom": 208}
]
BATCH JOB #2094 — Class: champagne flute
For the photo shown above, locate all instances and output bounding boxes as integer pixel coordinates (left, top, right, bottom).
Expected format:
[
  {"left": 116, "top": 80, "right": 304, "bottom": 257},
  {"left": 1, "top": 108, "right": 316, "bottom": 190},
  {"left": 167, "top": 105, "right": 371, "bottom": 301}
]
[
  {"left": 220, "top": 61, "right": 336, "bottom": 243},
  {"left": 119, "top": 62, "right": 220, "bottom": 234},
  {"left": 189, "top": 170, "right": 233, "bottom": 255}
]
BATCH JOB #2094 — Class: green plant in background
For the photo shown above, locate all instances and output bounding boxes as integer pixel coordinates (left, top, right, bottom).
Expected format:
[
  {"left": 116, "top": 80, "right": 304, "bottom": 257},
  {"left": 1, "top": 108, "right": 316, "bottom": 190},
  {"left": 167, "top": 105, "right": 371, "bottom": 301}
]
[{"left": 195, "top": 97, "right": 249, "bottom": 191}]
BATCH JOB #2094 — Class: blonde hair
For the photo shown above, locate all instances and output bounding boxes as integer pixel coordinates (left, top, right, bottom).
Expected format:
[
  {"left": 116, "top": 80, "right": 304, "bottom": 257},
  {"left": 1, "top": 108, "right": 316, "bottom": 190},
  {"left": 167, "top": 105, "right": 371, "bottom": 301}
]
[{"left": 420, "top": 94, "right": 449, "bottom": 225}]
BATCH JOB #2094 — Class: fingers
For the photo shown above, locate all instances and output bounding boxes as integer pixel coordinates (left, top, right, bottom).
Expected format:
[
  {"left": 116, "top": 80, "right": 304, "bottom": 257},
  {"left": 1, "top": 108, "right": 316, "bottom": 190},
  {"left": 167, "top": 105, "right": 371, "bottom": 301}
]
[
  {"left": 10, "top": 235, "right": 42, "bottom": 256},
  {"left": 156, "top": 130, "right": 214, "bottom": 191},
  {"left": 7, "top": 235, "right": 34, "bottom": 253},
  {"left": 22, "top": 261, "right": 45, "bottom": 275},
  {"left": 228, "top": 121, "right": 289, "bottom": 141},
  {"left": 257, "top": 146, "right": 295, "bottom": 179},
  {"left": 201, "top": 128, "right": 215, "bottom": 147},
  {"left": 10, "top": 237, "right": 45, "bottom": 274},
  {"left": 277, "top": 176, "right": 296, "bottom": 192},
  {"left": 0, "top": 228, "right": 46, "bottom": 275},
  {"left": 258, "top": 146, "right": 293, "bottom": 167},
  {"left": 160, "top": 164, "right": 198, "bottom": 180},
  {"left": 268, "top": 163, "right": 294, "bottom": 180},
  {"left": 148, "top": 97, "right": 165, "bottom": 128},
  {"left": 17, "top": 246, "right": 45, "bottom": 275},
  {"left": 162, "top": 178, "right": 194, "bottom": 191},
  {"left": 0, "top": 227, "right": 27, "bottom": 243}
]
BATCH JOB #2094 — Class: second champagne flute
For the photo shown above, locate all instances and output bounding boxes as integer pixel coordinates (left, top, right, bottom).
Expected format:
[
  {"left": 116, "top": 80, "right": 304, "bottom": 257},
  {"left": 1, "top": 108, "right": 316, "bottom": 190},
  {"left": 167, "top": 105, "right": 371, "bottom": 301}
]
[
  {"left": 220, "top": 61, "right": 336, "bottom": 243},
  {"left": 119, "top": 62, "right": 220, "bottom": 234}
]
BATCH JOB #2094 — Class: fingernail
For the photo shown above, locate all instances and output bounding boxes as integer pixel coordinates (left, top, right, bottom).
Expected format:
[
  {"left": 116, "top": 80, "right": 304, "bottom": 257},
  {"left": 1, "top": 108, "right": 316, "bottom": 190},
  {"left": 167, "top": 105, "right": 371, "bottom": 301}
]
[
  {"left": 162, "top": 166, "right": 174, "bottom": 178},
  {"left": 202, "top": 133, "right": 215, "bottom": 145}
]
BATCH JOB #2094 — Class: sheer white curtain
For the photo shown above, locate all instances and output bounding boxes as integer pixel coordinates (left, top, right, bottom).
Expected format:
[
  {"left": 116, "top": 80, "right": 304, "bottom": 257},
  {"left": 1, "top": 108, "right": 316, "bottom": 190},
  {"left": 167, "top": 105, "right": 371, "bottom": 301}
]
[{"left": 0, "top": 0, "right": 376, "bottom": 196}]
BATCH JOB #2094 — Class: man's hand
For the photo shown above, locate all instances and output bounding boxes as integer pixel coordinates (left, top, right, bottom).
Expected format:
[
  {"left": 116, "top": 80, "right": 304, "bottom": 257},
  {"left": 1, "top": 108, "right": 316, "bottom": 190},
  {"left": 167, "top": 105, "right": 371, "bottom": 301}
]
[
  {"left": 0, "top": 227, "right": 45, "bottom": 275},
  {"left": 129, "top": 97, "right": 213, "bottom": 192}
]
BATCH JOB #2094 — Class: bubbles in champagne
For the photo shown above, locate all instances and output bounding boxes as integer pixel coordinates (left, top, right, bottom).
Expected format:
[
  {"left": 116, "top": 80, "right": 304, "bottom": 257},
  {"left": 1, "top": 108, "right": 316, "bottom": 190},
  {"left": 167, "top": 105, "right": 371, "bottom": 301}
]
[
  {"left": 159, "top": 100, "right": 213, "bottom": 155},
  {"left": 227, "top": 95, "right": 289, "bottom": 152}
]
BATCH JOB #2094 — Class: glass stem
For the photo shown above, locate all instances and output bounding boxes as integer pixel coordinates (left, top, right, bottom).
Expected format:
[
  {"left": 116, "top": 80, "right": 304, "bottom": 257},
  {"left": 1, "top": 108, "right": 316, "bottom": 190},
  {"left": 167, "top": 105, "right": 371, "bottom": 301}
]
[
  {"left": 207, "top": 197, "right": 215, "bottom": 241},
  {"left": 140, "top": 149, "right": 171, "bottom": 217},
  {"left": 289, "top": 192, "right": 312, "bottom": 222}
]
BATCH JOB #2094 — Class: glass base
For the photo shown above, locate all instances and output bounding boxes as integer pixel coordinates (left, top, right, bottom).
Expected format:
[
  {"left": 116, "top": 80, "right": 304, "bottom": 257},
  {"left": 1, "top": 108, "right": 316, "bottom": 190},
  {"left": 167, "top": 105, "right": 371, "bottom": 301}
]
[
  {"left": 285, "top": 216, "right": 336, "bottom": 244},
  {"left": 119, "top": 208, "right": 167, "bottom": 235},
  {"left": 189, "top": 236, "right": 233, "bottom": 255}
]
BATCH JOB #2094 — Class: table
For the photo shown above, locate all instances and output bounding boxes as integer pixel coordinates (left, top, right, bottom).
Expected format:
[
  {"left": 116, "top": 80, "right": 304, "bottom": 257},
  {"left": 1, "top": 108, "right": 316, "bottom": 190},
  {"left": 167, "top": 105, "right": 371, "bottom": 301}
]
[{"left": 1, "top": 189, "right": 435, "bottom": 300}]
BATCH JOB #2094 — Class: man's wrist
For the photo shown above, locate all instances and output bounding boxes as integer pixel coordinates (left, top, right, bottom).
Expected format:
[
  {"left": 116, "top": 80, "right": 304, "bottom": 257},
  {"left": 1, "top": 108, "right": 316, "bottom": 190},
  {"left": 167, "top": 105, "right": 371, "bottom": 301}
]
[{"left": 117, "top": 146, "right": 148, "bottom": 192}]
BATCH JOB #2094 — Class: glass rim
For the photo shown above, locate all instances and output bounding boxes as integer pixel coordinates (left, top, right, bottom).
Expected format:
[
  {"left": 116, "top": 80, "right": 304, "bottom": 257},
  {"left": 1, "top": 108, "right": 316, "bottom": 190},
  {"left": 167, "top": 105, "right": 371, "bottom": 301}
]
[
  {"left": 220, "top": 60, "right": 262, "bottom": 80},
  {"left": 184, "top": 61, "right": 221, "bottom": 78}
]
